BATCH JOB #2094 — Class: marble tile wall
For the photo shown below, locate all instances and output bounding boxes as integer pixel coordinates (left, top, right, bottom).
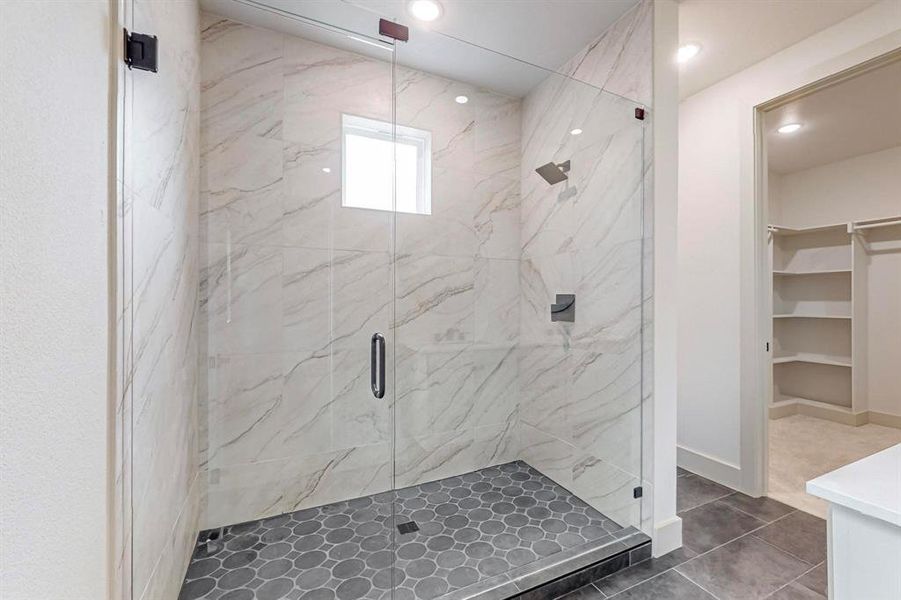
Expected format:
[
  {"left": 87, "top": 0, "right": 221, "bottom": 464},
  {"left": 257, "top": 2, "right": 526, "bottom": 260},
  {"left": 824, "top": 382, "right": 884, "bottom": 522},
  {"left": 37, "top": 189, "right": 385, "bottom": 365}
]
[
  {"left": 517, "top": 0, "right": 652, "bottom": 529},
  {"left": 121, "top": 1, "right": 202, "bottom": 599},
  {"left": 198, "top": 13, "right": 522, "bottom": 528}
]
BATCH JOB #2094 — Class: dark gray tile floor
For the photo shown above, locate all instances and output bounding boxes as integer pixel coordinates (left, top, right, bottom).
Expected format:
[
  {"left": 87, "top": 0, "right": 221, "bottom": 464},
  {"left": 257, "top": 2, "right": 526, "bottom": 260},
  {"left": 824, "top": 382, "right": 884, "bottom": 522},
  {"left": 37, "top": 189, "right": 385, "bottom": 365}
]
[
  {"left": 179, "top": 461, "right": 634, "bottom": 600},
  {"left": 556, "top": 468, "right": 828, "bottom": 600}
]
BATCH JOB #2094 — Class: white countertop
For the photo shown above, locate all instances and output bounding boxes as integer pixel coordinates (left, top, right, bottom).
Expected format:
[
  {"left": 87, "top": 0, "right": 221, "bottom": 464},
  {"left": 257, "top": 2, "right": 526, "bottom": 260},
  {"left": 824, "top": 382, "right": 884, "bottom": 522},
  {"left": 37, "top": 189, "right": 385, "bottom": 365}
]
[{"left": 807, "top": 443, "right": 901, "bottom": 526}]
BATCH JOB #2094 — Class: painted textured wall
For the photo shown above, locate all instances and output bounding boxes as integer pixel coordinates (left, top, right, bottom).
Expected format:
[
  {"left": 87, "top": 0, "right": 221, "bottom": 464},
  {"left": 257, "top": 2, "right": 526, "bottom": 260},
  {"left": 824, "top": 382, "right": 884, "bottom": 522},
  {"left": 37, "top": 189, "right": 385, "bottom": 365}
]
[
  {"left": 198, "top": 13, "right": 523, "bottom": 528},
  {"left": 123, "top": 1, "right": 203, "bottom": 598},
  {"left": 0, "top": 2, "right": 111, "bottom": 598}
]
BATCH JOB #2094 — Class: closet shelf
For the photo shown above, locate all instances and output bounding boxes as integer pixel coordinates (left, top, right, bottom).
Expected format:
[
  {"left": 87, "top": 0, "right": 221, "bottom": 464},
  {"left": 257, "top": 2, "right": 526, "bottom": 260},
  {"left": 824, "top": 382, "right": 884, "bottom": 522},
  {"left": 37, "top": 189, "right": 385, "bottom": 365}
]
[
  {"left": 768, "top": 223, "right": 849, "bottom": 236},
  {"left": 773, "top": 314, "right": 851, "bottom": 320},
  {"left": 773, "top": 269, "right": 851, "bottom": 276},
  {"left": 773, "top": 353, "right": 851, "bottom": 368}
]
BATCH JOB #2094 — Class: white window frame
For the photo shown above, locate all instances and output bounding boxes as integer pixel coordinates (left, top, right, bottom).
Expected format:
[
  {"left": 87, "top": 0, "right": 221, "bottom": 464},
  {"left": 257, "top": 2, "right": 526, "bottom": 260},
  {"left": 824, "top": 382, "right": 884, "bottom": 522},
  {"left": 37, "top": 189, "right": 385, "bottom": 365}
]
[{"left": 341, "top": 113, "right": 432, "bottom": 215}]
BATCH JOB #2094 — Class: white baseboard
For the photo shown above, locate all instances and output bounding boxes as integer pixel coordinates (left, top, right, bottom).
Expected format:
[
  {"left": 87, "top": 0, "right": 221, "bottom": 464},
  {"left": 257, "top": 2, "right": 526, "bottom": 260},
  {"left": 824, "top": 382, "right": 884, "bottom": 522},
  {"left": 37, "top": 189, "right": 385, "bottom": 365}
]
[
  {"left": 867, "top": 410, "right": 901, "bottom": 430},
  {"left": 677, "top": 445, "right": 742, "bottom": 490},
  {"left": 652, "top": 515, "right": 682, "bottom": 557}
]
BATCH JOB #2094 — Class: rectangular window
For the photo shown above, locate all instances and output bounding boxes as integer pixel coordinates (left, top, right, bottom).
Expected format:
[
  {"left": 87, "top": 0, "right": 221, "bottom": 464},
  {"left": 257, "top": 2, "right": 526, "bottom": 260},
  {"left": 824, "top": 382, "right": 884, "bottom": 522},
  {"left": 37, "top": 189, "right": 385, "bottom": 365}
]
[{"left": 342, "top": 114, "right": 431, "bottom": 215}]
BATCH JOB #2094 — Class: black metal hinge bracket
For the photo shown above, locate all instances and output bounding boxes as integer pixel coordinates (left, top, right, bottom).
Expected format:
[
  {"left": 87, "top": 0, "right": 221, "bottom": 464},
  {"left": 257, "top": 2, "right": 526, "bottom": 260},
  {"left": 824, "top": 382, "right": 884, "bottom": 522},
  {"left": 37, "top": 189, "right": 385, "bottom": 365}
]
[
  {"left": 124, "top": 29, "right": 158, "bottom": 72},
  {"left": 379, "top": 19, "right": 409, "bottom": 42},
  {"left": 634, "top": 107, "right": 646, "bottom": 120},
  {"left": 633, "top": 486, "right": 643, "bottom": 499}
]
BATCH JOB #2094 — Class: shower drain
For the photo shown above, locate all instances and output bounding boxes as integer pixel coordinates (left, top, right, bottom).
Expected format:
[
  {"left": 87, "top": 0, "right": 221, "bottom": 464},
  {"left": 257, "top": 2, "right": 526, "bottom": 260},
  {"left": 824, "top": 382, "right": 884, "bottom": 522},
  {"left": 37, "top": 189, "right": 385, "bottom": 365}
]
[{"left": 396, "top": 520, "right": 419, "bottom": 535}]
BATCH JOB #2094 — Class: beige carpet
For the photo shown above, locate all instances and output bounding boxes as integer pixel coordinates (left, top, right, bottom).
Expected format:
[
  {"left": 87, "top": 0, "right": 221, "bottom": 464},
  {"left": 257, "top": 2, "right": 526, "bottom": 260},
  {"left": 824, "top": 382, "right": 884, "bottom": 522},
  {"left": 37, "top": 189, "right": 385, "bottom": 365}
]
[{"left": 768, "top": 414, "right": 901, "bottom": 517}]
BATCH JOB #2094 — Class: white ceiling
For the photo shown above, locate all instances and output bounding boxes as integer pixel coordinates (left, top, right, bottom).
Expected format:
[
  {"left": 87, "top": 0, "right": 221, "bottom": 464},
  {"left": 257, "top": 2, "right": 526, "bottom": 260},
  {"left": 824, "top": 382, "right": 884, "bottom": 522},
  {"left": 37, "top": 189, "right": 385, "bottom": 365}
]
[
  {"left": 201, "top": 0, "right": 638, "bottom": 97},
  {"left": 766, "top": 58, "right": 901, "bottom": 174},
  {"left": 678, "top": 0, "right": 878, "bottom": 100}
]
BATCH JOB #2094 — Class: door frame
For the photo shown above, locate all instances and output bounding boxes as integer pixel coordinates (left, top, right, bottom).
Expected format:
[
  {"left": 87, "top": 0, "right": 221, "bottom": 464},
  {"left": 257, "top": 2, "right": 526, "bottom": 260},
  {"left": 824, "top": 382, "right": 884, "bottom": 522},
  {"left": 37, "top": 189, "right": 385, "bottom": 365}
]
[{"left": 745, "top": 48, "right": 901, "bottom": 497}]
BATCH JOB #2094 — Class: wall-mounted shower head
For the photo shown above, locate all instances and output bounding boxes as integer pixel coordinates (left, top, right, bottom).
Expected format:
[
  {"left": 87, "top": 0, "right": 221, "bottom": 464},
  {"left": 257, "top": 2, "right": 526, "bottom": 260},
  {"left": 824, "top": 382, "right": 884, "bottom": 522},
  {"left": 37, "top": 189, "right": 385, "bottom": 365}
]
[{"left": 535, "top": 160, "right": 570, "bottom": 185}]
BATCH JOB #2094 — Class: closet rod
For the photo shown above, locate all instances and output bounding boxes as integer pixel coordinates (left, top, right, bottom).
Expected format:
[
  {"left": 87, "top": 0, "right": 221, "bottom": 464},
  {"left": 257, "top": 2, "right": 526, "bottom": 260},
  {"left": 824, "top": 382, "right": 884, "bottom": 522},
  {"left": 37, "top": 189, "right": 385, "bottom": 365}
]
[{"left": 849, "top": 218, "right": 901, "bottom": 232}]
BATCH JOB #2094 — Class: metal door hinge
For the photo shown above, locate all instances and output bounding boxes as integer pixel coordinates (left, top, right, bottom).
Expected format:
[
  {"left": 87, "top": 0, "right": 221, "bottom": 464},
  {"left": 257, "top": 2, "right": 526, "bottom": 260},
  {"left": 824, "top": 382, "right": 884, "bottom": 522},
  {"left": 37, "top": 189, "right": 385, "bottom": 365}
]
[
  {"left": 766, "top": 342, "right": 770, "bottom": 352},
  {"left": 124, "top": 29, "right": 158, "bottom": 72},
  {"left": 633, "top": 486, "right": 643, "bottom": 499},
  {"left": 379, "top": 19, "right": 409, "bottom": 42},
  {"left": 634, "top": 107, "right": 646, "bottom": 120}
]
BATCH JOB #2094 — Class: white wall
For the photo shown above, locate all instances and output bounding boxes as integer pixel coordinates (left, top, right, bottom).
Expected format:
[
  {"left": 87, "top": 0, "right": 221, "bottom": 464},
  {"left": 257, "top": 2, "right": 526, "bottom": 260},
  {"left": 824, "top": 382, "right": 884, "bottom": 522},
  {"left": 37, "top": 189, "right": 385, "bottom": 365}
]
[
  {"left": 651, "top": 0, "right": 682, "bottom": 555},
  {"left": 773, "top": 146, "right": 901, "bottom": 419},
  {"left": 677, "top": 0, "right": 901, "bottom": 491},
  {"left": 0, "top": 2, "right": 112, "bottom": 599},
  {"left": 777, "top": 145, "right": 901, "bottom": 227}
]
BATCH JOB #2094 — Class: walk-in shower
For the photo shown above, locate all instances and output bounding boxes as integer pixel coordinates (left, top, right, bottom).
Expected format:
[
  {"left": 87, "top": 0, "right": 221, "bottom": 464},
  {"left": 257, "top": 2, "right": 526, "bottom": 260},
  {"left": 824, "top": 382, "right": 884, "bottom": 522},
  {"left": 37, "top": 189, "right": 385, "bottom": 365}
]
[{"left": 120, "top": 1, "right": 650, "bottom": 598}]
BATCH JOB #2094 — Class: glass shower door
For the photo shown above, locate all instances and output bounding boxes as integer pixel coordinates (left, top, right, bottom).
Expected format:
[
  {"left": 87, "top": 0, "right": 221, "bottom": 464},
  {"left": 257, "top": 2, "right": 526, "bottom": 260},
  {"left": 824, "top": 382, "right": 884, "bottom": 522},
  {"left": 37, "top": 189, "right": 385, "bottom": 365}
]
[{"left": 190, "top": 7, "right": 404, "bottom": 600}]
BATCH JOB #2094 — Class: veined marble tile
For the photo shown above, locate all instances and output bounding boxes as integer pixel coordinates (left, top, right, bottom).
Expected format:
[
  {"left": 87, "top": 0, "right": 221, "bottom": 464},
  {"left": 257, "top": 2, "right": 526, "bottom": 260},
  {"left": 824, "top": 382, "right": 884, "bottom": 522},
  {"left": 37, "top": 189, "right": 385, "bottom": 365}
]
[
  {"left": 517, "top": 344, "right": 572, "bottom": 442},
  {"left": 274, "top": 351, "right": 332, "bottom": 457},
  {"left": 205, "top": 351, "right": 331, "bottom": 468},
  {"left": 331, "top": 249, "right": 392, "bottom": 348},
  {"left": 282, "top": 35, "right": 394, "bottom": 253},
  {"left": 396, "top": 67, "right": 475, "bottom": 173},
  {"left": 203, "top": 444, "right": 393, "bottom": 529},
  {"left": 200, "top": 13, "right": 283, "bottom": 154},
  {"left": 282, "top": 141, "right": 335, "bottom": 250},
  {"left": 560, "top": 0, "right": 653, "bottom": 107},
  {"left": 283, "top": 35, "right": 392, "bottom": 149},
  {"left": 131, "top": 204, "right": 194, "bottom": 403},
  {"left": 570, "top": 99, "right": 643, "bottom": 252},
  {"left": 127, "top": 2, "right": 201, "bottom": 595},
  {"left": 571, "top": 454, "right": 641, "bottom": 530},
  {"left": 395, "top": 253, "right": 474, "bottom": 345},
  {"left": 474, "top": 90, "right": 521, "bottom": 180},
  {"left": 202, "top": 243, "right": 283, "bottom": 355},
  {"left": 519, "top": 252, "right": 574, "bottom": 345},
  {"left": 132, "top": 377, "right": 197, "bottom": 596},
  {"left": 516, "top": 423, "right": 575, "bottom": 488},
  {"left": 282, "top": 445, "right": 393, "bottom": 513},
  {"left": 137, "top": 475, "right": 202, "bottom": 600},
  {"left": 569, "top": 341, "right": 642, "bottom": 475},
  {"left": 201, "top": 133, "right": 283, "bottom": 247},
  {"left": 395, "top": 167, "right": 477, "bottom": 258},
  {"left": 395, "top": 342, "right": 475, "bottom": 439},
  {"left": 474, "top": 258, "right": 520, "bottom": 343},
  {"left": 474, "top": 174, "right": 520, "bottom": 260},
  {"left": 203, "top": 459, "right": 287, "bottom": 528},
  {"left": 395, "top": 429, "right": 475, "bottom": 488},
  {"left": 474, "top": 419, "right": 519, "bottom": 468},
  {"left": 471, "top": 344, "right": 518, "bottom": 427},
  {"left": 282, "top": 247, "right": 330, "bottom": 352},
  {"left": 572, "top": 240, "right": 642, "bottom": 350},
  {"left": 331, "top": 346, "right": 392, "bottom": 449}
]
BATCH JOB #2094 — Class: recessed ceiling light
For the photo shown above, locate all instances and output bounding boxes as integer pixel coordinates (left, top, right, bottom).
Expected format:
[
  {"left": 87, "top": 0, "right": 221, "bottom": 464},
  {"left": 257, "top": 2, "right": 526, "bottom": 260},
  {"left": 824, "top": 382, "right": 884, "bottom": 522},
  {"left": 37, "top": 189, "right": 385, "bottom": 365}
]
[
  {"left": 322, "top": 167, "right": 331, "bottom": 173},
  {"left": 408, "top": 0, "right": 442, "bottom": 22},
  {"left": 677, "top": 43, "right": 701, "bottom": 64},
  {"left": 455, "top": 95, "right": 468, "bottom": 104},
  {"left": 777, "top": 123, "right": 802, "bottom": 134},
  {"left": 570, "top": 128, "right": 583, "bottom": 136}
]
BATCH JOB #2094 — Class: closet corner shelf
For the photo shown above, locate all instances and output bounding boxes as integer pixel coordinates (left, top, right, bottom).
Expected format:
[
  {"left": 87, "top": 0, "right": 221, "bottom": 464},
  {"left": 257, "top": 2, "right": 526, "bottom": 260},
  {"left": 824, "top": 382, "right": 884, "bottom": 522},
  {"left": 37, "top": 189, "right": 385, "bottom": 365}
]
[
  {"left": 773, "top": 269, "right": 851, "bottom": 276},
  {"left": 772, "top": 314, "right": 852, "bottom": 320},
  {"left": 773, "top": 353, "right": 852, "bottom": 368},
  {"left": 768, "top": 223, "right": 848, "bottom": 236}
]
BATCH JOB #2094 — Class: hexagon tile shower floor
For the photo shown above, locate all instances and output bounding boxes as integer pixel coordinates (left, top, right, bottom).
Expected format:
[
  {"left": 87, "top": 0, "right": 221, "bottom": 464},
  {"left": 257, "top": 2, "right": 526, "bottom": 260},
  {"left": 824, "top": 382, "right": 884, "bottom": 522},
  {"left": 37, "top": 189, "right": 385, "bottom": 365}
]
[{"left": 177, "top": 461, "right": 648, "bottom": 600}]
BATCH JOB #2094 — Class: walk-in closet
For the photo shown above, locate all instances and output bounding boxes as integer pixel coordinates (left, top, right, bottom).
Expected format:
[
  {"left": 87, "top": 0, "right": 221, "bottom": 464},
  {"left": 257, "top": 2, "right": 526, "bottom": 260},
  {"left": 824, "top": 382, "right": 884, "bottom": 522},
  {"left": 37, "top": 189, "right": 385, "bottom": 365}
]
[{"left": 764, "top": 57, "right": 901, "bottom": 516}]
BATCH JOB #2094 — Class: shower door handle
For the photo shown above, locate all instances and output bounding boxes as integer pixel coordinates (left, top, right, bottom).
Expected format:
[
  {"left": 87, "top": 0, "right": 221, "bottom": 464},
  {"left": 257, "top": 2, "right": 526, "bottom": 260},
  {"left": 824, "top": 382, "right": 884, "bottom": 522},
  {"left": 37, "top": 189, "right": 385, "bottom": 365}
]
[{"left": 371, "top": 333, "right": 385, "bottom": 399}]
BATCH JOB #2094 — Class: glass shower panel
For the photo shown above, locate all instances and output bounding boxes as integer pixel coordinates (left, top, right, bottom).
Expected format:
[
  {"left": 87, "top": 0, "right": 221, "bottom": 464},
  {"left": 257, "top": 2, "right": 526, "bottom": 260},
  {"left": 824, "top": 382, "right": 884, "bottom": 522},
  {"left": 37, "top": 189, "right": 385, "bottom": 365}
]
[
  {"left": 196, "top": 5, "right": 398, "bottom": 552},
  {"left": 391, "top": 29, "right": 646, "bottom": 595}
]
